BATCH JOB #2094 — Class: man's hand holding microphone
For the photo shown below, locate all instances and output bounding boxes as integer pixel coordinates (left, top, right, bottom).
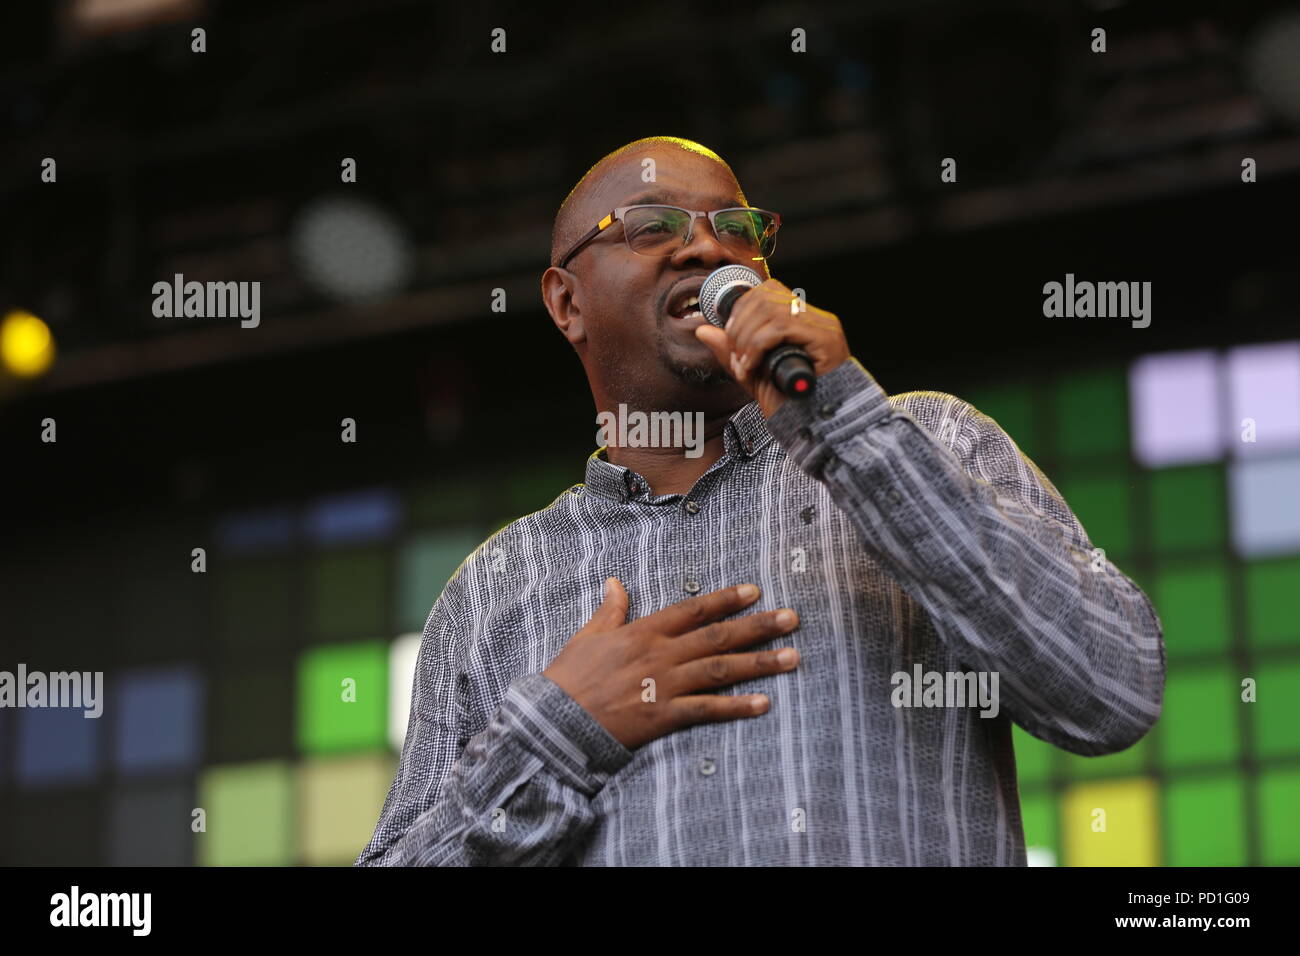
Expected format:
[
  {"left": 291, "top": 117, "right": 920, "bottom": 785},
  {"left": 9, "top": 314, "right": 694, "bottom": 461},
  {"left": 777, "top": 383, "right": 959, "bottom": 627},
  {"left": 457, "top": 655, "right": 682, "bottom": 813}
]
[{"left": 694, "top": 265, "right": 850, "bottom": 419}]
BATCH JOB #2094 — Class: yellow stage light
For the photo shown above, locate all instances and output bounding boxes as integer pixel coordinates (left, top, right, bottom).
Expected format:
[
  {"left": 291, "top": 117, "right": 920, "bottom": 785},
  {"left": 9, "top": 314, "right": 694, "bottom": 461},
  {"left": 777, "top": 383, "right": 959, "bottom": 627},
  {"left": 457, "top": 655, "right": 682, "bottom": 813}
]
[{"left": 1, "top": 309, "right": 57, "bottom": 378}]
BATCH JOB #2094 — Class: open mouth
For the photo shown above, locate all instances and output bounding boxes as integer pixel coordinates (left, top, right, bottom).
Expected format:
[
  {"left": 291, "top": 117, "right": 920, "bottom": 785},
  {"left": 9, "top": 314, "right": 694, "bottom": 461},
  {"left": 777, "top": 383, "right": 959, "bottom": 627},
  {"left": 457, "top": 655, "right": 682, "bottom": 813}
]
[
  {"left": 669, "top": 294, "right": 703, "bottom": 321},
  {"left": 666, "top": 278, "right": 707, "bottom": 322}
]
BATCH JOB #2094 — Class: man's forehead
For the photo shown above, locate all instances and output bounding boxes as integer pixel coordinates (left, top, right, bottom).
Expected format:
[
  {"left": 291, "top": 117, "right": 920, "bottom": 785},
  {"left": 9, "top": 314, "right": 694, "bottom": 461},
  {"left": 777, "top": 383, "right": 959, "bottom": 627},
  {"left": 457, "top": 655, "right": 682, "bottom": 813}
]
[
  {"left": 618, "top": 189, "right": 743, "bottom": 209},
  {"left": 583, "top": 149, "right": 743, "bottom": 210}
]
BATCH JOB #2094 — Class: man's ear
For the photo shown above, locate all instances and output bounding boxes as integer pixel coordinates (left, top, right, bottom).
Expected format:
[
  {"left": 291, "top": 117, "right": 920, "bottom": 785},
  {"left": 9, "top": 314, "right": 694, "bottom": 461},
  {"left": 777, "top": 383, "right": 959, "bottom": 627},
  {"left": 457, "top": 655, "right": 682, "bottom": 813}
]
[{"left": 541, "top": 266, "right": 586, "bottom": 345}]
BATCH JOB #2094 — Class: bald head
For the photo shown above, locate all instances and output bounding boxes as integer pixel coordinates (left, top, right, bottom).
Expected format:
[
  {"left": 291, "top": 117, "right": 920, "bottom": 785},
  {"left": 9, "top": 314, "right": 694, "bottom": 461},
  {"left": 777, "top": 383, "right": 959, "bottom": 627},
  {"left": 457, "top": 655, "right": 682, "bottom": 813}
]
[
  {"left": 539, "top": 135, "right": 760, "bottom": 417},
  {"left": 550, "top": 136, "right": 744, "bottom": 269}
]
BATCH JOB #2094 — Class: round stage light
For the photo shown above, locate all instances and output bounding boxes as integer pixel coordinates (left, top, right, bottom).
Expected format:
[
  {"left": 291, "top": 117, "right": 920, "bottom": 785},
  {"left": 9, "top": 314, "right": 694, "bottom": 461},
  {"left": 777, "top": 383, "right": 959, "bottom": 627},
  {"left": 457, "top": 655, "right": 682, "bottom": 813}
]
[
  {"left": 1, "top": 309, "right": 56, "bottom": 378},
  {"left": 289, "top": 195, "right": 415, "bottom": 303}
]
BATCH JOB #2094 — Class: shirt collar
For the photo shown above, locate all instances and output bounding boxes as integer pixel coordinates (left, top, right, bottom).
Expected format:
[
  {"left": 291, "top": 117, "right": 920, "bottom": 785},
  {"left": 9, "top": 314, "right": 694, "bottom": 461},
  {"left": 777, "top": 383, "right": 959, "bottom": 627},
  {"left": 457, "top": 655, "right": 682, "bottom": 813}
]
[{"left": 581, "top": 400, "right": 773, "bottom": 503}]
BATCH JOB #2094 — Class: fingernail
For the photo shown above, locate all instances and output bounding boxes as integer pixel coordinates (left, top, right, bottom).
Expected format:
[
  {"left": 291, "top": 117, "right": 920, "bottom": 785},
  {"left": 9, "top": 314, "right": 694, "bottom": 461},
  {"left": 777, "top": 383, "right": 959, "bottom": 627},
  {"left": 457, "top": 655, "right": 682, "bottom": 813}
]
[
  {"left": 738, "top": 583, "right": 759, "bottom": 599},
  {"left": 751, "top": 694, "right": 769, "bottom": 713},
  {"left": 777, "top": 648, "right": 797, "bottom": 666},
  {"left": 776, "top": 609, "right": 796, "bottom": 628}
]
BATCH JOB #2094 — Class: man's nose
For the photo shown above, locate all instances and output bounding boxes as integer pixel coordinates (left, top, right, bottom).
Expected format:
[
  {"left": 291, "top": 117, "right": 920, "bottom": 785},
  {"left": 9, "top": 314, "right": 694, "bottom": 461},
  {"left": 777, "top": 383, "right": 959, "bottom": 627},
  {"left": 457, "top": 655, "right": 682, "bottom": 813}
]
[{"left": 670, "top": 212, "right": 731, "bottom": 267}]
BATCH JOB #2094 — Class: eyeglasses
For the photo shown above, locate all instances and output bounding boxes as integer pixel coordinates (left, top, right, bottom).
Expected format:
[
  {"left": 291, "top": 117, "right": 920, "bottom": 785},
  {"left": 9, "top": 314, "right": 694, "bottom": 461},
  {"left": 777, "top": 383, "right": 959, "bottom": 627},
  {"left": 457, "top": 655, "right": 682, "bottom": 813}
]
[{"left": 556, "top": 204, "right": 781, "bottom": 270}]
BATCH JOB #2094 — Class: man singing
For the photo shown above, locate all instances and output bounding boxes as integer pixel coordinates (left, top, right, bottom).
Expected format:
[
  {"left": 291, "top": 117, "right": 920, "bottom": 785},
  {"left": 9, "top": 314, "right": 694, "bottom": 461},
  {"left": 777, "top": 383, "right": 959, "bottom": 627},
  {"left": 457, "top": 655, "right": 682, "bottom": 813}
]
[{"left": 357, "top": 136, "right": 1165, "bottom": 866}]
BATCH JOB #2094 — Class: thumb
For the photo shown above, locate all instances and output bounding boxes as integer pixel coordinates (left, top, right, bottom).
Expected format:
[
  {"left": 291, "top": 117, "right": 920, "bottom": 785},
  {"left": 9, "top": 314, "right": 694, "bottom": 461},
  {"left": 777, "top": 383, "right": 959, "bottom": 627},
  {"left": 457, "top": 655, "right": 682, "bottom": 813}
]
[
  {"left": 591, "top": 576, "right": 629, "bottom": 627},
  {"left": 694, "top": 324, "right": 732, "bottom": 367}
]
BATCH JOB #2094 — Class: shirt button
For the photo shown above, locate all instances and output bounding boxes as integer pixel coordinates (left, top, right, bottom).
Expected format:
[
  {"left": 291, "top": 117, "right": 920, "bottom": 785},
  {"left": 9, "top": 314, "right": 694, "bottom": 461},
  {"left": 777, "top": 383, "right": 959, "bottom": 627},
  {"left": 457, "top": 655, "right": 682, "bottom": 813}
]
[
  {"left": 818, "top": 403, "right": 837, "bottom": 419},
  {"left": 886, "top": 488, "right": 903, "bottom": 505},
  {"left": 684, "top": 579, "right": 701, "bottom": 594},
  {"left": 684, "top": 500, "right": 700, "bottom": 515},
  {"left": 698, "top": 758, "right": 716, "bottom": 776}
]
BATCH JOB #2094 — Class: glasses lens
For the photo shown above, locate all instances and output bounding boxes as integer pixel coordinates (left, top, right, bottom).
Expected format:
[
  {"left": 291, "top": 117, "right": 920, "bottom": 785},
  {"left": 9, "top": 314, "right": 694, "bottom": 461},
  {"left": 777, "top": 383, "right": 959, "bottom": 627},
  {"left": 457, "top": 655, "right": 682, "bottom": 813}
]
[
  {"left": 623, "top": 206, "right": 692, "bottom": 256},
  {"left": 714, "top": 209, "right": 778, "bottom": 260}
]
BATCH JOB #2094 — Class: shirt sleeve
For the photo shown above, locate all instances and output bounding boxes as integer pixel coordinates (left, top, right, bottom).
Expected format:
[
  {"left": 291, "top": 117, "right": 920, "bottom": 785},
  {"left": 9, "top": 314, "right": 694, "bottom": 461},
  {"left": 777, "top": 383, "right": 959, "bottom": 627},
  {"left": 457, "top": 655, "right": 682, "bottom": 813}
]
[
  {"left": 355, "top": 572, "right": 633, "bottom": 866},
  {"left": 765, "top": 357, "right": 1166, "bottom": 756}
]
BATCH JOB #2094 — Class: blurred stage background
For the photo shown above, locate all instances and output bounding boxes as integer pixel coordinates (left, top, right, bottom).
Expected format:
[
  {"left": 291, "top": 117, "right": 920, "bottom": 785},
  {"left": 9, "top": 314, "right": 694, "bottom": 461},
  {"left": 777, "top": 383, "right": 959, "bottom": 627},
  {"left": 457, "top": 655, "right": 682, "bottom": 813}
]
[{"left": 1, "top": 0, "right": 1298, "bottom": 866}]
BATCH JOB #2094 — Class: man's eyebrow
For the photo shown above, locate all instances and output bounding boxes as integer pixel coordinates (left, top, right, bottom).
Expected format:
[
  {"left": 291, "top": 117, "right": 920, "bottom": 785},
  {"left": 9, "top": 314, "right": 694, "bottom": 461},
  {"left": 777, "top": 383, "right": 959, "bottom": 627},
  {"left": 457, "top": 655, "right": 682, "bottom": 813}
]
[{"left": 619, "top": 193, "right": 744, "bottom": 209}]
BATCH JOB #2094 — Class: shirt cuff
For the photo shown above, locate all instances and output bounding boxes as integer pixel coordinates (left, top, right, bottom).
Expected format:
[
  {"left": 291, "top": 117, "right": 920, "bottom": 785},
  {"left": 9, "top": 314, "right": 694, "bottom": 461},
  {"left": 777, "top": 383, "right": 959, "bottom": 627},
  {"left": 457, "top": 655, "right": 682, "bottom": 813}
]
[
  {"left": 499, "top": 673, "right": 634, "bottom": 795},
  {"left": 765, "top": 357, "right": 894, "bottom": 478}
]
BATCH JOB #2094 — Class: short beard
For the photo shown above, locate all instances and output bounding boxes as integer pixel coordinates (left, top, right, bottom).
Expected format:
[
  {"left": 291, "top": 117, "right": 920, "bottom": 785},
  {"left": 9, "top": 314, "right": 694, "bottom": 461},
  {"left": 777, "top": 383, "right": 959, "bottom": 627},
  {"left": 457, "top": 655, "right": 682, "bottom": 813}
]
[
  {"left": 668, "top": 360, "right": 733, "bottom": 386},
  {"left": 658, "top": 327, "right": 732, "bottom": 387}
]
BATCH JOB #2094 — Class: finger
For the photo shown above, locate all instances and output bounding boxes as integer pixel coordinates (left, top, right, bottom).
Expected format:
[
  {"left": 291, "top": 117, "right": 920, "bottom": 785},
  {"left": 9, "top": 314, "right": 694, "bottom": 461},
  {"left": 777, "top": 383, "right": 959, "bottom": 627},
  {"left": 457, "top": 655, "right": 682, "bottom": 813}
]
[
  {"left": 585, "top": 576, "right": 629, "bottom": 630},
  {"left": 679, "top": 606, "right": 799, "bottom": 659},
  {"left": 729, "top": 351, "right": 748, "bottom": 386},
  {"left": 736, "top": 319, "right": 819, "bottom": 377},
  {"left": 731, "top": 291, "right": 824, "bottom": 367},
  {"left": 693, "top": 324, "right": 733, "bottom": 369},
  {"left": 730, "top": 306, "right": 794, "bottom": 374},
  {"left": 673, "top": 646, "right": 800, "bottom": 692},
  {"left": 694, "top": 325, "right": 751, "bottom": 391},
  {"left": 668, "top": 692, "right": 772, "bottom": 728},
  {"left": 734, "top": 318, "right": 792, "bottom": 377},
  {"left": 796, "top": 301, "right": 841, "bottom": 326},
  {"left": 724, "top": 281, "right": 792, "bottom": 333},
  {"left": 651, "top": 583, "right": 762, "bottom": 636}
]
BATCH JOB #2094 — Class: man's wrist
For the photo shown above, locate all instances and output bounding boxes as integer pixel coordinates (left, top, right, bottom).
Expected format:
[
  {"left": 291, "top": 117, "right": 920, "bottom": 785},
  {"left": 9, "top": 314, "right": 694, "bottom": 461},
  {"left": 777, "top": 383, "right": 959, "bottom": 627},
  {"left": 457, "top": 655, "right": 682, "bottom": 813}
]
[{"left": 765, "top": 356, "right": 892, "bottom": 459}]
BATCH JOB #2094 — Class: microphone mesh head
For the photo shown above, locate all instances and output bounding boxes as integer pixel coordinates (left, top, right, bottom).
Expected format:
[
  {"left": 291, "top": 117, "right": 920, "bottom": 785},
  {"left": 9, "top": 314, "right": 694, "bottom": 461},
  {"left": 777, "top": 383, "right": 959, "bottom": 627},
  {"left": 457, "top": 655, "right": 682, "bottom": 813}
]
[{"left": 699, "top": 264, "right": 762, "bottom": 327}]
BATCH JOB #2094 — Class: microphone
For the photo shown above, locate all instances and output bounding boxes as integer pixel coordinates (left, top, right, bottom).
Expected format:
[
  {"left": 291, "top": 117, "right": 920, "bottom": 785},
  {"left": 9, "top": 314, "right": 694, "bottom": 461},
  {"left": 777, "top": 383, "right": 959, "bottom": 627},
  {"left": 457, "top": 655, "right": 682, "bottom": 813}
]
[{"left": 699, "top": 264, "right": 816, "bottom": 398}]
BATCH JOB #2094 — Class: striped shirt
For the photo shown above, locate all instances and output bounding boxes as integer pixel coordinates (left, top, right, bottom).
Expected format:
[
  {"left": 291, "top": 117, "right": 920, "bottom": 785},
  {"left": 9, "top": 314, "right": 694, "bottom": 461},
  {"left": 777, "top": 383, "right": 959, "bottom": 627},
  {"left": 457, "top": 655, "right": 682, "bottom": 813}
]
[{"left": 356, "top": 357, "right": 1166, "bottom": 866}]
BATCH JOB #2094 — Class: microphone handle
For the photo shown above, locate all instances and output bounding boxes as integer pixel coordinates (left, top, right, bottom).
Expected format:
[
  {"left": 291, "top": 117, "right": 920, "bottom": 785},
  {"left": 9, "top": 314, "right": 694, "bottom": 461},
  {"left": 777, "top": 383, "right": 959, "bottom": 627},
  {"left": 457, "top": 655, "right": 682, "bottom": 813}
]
[
  {"left": 765, "top": 344, "right": 817, "bottom": 398},
  {"left": 718, "top": 285, "right": 817, "bottom": 399}
]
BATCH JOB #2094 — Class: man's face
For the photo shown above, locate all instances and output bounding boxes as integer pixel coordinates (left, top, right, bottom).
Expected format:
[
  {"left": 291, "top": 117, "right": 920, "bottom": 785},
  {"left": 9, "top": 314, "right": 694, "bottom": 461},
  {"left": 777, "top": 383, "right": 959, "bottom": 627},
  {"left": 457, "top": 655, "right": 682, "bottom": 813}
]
[{"left": 561, "top": 147, "right": 770, "bottom": 398}]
